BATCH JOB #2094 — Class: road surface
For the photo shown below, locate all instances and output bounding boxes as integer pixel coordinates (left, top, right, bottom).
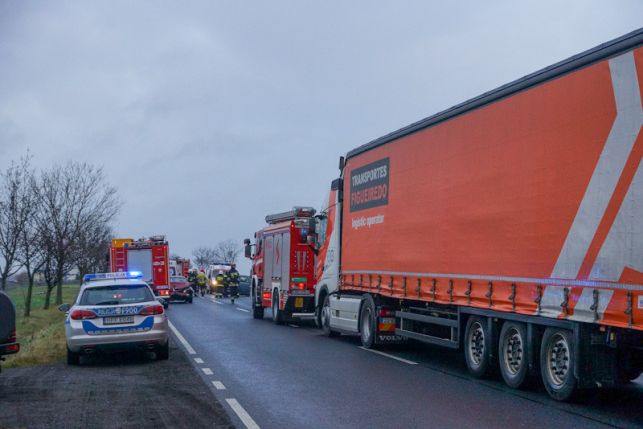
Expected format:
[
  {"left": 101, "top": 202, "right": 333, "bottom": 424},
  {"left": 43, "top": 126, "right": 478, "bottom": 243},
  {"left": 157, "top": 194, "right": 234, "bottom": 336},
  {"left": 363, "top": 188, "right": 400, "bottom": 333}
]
[{"left": 168, "top": 295, "right": 643, "bottom": 429}]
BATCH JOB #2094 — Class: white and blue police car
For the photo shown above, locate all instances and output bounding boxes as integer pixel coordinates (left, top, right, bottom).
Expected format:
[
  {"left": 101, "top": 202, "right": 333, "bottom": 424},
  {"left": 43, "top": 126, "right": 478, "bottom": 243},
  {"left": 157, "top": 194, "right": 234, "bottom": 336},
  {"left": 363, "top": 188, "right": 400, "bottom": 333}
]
[{"left": 60, "top": 272, "right": 169, "bottom": 365}]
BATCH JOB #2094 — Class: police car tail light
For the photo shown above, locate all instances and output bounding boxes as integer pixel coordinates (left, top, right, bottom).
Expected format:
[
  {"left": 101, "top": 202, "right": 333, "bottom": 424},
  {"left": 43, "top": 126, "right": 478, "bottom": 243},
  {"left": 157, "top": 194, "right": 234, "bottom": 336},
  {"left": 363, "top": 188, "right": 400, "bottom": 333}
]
[
  {"left": 140, "top": 305, "right": 164, "bottom": 316},
  {"left": 70, "top": 309, "right": 97, "bottom": 320}
]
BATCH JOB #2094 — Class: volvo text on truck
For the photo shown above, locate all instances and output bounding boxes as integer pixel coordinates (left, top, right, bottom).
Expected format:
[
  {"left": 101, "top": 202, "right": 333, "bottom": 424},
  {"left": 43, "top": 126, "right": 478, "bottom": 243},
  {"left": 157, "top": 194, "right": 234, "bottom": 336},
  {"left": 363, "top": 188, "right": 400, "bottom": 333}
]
[
  {"left": 312, "top": 29, "right": 643, "bottom": 401},
  {"left": 245, "top": 207, "right": 317, "bottom": 323}
]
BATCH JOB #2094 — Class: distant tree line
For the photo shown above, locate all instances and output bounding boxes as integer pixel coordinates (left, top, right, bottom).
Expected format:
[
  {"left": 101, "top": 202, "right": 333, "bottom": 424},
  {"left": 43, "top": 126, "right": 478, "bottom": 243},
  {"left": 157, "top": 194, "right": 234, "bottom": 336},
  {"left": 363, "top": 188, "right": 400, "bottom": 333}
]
[
  {"left": 0, "top": 155, "right": 121, "bottom": 316},
  {"left": 192, "top": 239, "right": 240, "bottom": 269}
]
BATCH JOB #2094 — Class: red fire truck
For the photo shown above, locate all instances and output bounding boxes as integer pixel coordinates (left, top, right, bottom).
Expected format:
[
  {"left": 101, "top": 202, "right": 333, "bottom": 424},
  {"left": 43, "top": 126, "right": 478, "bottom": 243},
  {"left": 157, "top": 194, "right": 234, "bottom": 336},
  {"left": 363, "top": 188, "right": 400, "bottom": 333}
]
[
  {"left": 110, "top": 236, "right": 171, "bottom": 301},
  {"left": 170, "top": 257, "right": 191, "bottom": 278},
  {"left": 244, "top": 207, "right": 316, "bottom": 323}
]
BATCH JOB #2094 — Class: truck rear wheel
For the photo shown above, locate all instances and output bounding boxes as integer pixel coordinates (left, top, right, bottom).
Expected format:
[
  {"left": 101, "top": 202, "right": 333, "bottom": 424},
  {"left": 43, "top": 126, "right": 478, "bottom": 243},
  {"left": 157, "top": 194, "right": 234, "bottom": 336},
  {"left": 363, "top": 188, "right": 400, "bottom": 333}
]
[
  {"left": 272, "top": 292, "right": 284, "bottom": 325},
  {"left": 464, "top": 316, "right": 494, "bottom": 378},
  {"left": 359, "top": 295, "right": 376, "bottom": 349},
  {"left": 321, "top": 295, "right": 339, "bottom": 337},
  {"left": 540, "top": 327, "right": 576, "bottom": 401},
  {"left": 498, "top": 321, "right": 530, "bottom": 388}
]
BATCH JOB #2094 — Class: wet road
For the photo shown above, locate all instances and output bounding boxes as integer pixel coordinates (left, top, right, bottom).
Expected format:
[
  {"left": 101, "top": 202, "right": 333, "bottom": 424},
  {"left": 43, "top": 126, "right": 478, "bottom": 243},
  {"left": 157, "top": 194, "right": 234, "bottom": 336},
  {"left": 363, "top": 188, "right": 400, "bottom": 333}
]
[{"left": 168, "top": 295, "right": 643, "bottom": 429}]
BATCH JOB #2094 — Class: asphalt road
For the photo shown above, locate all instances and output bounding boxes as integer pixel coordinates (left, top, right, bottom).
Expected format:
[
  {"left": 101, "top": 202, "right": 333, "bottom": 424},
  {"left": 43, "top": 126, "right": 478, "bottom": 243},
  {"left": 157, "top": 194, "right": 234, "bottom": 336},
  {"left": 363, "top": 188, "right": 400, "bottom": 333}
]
[
  {"left": 0, "top": 337, "right": 233, "bottom": 429},
  {"left": 168, "top": 295, "right": 643, "bottom": 429}
]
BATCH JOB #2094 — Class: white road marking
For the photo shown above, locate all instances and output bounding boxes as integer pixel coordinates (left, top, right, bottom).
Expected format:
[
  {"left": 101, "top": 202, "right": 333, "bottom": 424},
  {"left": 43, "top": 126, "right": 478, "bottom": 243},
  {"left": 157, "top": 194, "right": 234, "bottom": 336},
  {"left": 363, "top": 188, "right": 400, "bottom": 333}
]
[
  {"left": 168, "top": 321, "right": 196, "bottom": 355},
  {"left": 236, "top": 307, "right": 250, "bottom": 313},
  {"left": 202, "top": 368, "right": 213, "bottom": 375},
  {"left": 226, "top": 398, "right": 260, "bottom": 429},
  {"left": 213, "top": 299, "right": 222, "bottom": 304},
  {"left": 194, "top": 357, "right": 204, "bottom": 364},
  {"left": 358, "top": 346, "right": 418, "bottom": 365},
  {"left": 212, "top": 381, "right": 226, "bottom": 390},
  {"left": 287, "top": 324, "right": 299, "bottom": 328}
]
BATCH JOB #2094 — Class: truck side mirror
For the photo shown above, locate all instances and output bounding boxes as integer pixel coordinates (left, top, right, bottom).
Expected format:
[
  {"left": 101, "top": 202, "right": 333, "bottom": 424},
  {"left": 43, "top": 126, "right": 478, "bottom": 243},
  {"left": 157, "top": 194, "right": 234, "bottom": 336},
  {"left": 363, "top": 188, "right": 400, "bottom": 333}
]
[{"left": 244, "top": 238, "right": 253, "bottom": 259}]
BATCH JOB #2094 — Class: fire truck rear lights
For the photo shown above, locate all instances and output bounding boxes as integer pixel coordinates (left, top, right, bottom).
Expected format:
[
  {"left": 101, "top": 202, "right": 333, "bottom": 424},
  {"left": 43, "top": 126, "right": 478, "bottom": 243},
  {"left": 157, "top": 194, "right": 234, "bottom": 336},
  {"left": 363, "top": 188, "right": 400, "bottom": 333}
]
[
  {"left": 159, "top": 290, "right": 170, "bottom": 296},
  {"left": 83, "top": 272, "right": 143, "bottom": 282}
]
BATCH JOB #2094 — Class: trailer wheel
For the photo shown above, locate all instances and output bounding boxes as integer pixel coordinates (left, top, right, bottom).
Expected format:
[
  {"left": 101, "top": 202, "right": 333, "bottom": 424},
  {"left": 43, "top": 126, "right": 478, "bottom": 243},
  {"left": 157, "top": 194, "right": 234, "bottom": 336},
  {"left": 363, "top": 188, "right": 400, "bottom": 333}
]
[
  {"left": 321, "top": 295, "right": 338, "bottom": 337},
  {"left": 540, "top": 328, "right": 576, "bottom": 401},
  {"left": 498, "top": 321, "right": 530, "bottom": 388},
  {"left": 359, "top": 295, "right": 376, "bottom": 349},
  {"left": 272, "top": 292, "right": 284, "bottom": 325},
  {"left": 464, "top": 316, "right": 493, "bottom": 378}
]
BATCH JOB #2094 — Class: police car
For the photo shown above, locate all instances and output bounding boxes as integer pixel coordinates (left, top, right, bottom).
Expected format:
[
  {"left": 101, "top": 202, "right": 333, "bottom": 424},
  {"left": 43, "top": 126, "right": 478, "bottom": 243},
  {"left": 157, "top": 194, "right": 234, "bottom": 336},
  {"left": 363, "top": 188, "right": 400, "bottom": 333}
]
[{"left": 59, "top": 272, "right": 169, "bottom": 365}]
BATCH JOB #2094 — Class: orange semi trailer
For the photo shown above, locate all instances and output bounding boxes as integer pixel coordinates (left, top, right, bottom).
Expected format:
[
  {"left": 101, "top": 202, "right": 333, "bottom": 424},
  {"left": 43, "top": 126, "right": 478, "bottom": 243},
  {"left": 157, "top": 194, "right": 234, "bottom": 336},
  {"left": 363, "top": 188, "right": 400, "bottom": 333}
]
[{"left": 314, "top": 29, "right": 643, "bottom": 401}]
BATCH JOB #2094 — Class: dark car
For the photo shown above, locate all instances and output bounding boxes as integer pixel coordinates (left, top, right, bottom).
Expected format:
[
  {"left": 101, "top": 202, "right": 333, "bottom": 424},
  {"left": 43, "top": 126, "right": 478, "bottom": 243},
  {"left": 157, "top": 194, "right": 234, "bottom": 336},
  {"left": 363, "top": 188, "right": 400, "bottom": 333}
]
[
  {"left": 238, "top": 275, "right": 250, "bottom": 296},
  {"left": 170, "top": 276, "right": 193, "bottom": 303},
  {"left": 0, "top": 291, "right": 19, "bottom": 372}
]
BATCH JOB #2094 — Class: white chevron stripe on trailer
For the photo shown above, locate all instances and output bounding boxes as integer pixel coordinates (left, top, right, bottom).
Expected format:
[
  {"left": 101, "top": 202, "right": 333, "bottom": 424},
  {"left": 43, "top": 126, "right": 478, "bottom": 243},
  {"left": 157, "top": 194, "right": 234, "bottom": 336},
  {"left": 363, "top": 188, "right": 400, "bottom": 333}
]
[{"left": 551, "top": 51, "right": 643, "bottom": 280}]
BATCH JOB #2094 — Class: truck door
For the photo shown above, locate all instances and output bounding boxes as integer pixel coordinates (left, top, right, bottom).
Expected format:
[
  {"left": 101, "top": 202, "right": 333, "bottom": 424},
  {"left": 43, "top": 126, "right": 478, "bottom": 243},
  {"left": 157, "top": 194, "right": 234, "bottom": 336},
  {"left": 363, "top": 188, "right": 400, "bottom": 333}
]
[
  {"left": 264, "top": 235, "right": 273, "bottom": 292},
  {"left": 281, "top": 232, "right": 291, "bottom": 291},
  {"left": 272, "top": 234, "right": 282, "bottom": 290}
]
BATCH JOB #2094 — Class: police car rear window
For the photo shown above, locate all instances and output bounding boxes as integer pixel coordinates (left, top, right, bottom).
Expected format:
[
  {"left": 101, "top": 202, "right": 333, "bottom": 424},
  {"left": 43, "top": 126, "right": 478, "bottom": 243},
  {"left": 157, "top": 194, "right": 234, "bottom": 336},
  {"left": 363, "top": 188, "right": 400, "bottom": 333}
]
[{"left": 79, "top": 284, "right": 154, "bottom": 306}]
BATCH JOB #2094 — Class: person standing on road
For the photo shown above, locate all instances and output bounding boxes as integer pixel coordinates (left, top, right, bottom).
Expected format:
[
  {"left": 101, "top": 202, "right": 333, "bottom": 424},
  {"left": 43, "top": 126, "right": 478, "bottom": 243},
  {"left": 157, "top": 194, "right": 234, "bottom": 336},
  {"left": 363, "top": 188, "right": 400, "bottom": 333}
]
[
  {"left": 227, "top": 263, "right": 240, "bottom": 300},
  {"left": 214, "top": 270, "right": 227, "bottom": 298},
  {"left": 196, "top": 269, "right": 207, "bottom": 297}
]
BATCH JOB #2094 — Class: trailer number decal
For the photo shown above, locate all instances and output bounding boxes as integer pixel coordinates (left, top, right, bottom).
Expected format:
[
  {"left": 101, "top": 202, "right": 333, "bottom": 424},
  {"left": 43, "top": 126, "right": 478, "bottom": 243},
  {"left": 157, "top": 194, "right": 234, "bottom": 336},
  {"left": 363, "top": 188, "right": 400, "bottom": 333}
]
[{"left": 350, "top": 157, "right": 389, "bottom": 212}]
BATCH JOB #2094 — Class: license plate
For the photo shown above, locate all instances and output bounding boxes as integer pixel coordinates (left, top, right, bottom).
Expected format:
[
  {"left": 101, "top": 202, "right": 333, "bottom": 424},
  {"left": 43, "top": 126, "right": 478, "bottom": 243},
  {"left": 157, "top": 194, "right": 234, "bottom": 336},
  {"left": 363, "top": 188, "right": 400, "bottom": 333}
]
[
  {"left": 295, "top": 297, "right": 303, "bottom": 308},
  {"left": 104, "top": 316, "right": 135, "bottom": 325}
]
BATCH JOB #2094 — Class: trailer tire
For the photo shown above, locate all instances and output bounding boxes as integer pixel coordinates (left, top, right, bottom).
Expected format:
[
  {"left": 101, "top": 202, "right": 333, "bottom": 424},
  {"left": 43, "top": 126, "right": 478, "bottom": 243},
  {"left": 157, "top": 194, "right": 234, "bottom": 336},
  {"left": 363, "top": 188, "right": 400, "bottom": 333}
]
[
  {"left": 498, "top": 321, "right": 530, "bottom": 389},
  {"left": 359, "top": 295, "right": 376, "bottom": 349},
  {"left": 272, "top": 292, "right": 284, "bottom": 325},
  {"left": 464, "top": 316, "right": 493, "bottom": 378},
  {"left": 540, "top": 328, "right": 576, "bottom": 401},
  {"left": 321, "top": 295, "right": 338, "bottom": 337}
]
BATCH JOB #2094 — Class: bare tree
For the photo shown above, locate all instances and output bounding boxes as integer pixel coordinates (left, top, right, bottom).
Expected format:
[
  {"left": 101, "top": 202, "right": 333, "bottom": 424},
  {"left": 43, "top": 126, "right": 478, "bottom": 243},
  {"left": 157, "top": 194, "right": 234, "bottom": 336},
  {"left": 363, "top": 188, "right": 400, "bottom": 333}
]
[
  {"left": 16, "top": 170, "right": 47, "bottom": 317},
  {"left": 74, "top": 223, "right": 112, "bottom": 284},
  {"left": 0, "top": 156, "right": 32, "bottom": 290},
  {"left": 192, "top": 246, "right": 217, "bottom": 269},
  {"left": 35, "top": 162, "right": 121, "bottom": 307},
  {"left": 213, "top": 239, "right": 240, "bottom": 265}
]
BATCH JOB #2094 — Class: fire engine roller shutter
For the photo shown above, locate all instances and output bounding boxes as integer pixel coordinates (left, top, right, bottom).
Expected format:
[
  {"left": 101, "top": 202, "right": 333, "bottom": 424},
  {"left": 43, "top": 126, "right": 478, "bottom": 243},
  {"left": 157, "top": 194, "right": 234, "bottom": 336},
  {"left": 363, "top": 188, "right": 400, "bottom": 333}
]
[{"left": 0, "top": 292, "right": 16, "bottom": 342}]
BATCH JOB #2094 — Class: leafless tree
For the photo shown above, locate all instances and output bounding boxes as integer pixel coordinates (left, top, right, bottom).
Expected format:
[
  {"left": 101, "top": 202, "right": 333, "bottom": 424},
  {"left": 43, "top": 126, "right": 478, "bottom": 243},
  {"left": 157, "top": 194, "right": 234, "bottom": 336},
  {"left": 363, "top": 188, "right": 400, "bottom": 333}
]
[
  {"left": 16, "top": 170, "right": 47, "bottom": 317},
  {"left": 0, "top": 156, "right": 32, "bottom": 290},
  {"left": 35, "top": 162, "right": 121, "bottom": 307},
  {"left": 74, "top": 223, "right": 112, "bottom": 285},
  {"left": 192, "top": 246, "right": 217, "bottom": 269},
  {"left": 213, "top": 239, "right": 240, "bottom": 265}
]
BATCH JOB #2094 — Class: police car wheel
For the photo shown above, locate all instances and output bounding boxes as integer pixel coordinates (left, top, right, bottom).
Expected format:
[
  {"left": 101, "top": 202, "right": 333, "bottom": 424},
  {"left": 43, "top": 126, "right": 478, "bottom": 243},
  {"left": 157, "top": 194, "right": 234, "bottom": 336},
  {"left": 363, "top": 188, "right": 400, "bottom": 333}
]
[
  {"left": 67, "top": 348, "right": 80, "bottom": 366},
  {"left": 157, "top": 342, "right": 169, "bottom": 360}
]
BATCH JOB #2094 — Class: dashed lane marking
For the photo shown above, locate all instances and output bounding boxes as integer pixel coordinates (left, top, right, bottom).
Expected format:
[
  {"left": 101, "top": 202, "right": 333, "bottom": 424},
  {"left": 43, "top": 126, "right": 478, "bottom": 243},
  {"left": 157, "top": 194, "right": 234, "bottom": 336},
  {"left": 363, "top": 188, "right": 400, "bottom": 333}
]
[
  {"left": 194, "top": 357, "right": 204, "bottom": 364},
  {"left": 202, "top": 368, "right": 213, "bottom": 375},
  {"left": 168, "top": 321, "right": 196, "bottom": 355},
  {"left": 236, "top": 307, "right": 250, "bottom": 313},
  {"left": 358, "top": 346, "right": 418, "bottom": 365},
  {"left": 226, "top": 398, "right": 260, "bottom": 429},
  {"left": 287, "top": 324, "right": 299, "bottom": 328},
  {"left": 212, "top": 381, "right": 226, "bottom": 390}
]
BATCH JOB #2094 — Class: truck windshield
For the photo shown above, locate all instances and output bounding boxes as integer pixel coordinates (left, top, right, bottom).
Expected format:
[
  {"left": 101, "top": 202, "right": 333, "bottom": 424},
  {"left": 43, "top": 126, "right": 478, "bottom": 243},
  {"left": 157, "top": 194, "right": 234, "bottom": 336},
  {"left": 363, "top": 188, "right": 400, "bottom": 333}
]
[{"left": 79, "top": 284, "right": 154, "bottom": 306}]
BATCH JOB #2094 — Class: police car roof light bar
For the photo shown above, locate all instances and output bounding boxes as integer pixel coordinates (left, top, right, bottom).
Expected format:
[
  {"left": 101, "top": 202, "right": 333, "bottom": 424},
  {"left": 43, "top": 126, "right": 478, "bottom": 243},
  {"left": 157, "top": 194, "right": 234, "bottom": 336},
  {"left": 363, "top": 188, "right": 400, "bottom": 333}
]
[{"left": 83, "top": 271, "right": 144, "bottom": 282}]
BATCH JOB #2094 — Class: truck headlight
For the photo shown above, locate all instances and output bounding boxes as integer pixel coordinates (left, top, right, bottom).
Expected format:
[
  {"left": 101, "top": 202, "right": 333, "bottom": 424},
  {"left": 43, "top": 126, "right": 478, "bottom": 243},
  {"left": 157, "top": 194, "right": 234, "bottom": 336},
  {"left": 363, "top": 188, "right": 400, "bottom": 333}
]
[{"left": 211, "top": 279, "right": 217, "bottom": 286}]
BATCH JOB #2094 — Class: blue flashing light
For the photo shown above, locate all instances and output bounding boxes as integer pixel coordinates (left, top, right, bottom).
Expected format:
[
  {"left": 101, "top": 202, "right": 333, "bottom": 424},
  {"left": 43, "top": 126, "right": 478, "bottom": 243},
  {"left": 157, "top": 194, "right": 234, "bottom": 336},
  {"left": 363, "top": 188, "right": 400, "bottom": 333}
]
[{"left": 83, "top": 271, "right": 144, "bottom": 283}]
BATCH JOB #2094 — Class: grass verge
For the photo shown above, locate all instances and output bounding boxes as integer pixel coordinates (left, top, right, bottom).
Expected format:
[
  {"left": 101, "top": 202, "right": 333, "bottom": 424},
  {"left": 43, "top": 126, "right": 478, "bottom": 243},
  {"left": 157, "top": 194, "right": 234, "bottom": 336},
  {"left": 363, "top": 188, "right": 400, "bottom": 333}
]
[{"left": 4, "top": 283, "right": 80, "bottom": 368}]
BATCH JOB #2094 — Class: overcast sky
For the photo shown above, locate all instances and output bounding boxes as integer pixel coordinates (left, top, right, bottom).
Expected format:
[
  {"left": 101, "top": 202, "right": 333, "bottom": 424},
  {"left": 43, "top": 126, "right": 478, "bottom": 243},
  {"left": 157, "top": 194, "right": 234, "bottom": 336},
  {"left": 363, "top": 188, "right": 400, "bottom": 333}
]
[{"left": 1, "top": 1, "right": 641, "bottom": 273}]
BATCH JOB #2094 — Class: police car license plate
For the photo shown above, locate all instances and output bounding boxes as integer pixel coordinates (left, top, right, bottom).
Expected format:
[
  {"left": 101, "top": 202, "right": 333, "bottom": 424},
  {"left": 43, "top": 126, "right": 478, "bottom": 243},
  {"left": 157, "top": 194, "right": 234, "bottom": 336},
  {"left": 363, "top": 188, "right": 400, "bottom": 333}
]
[
  {"left": 295, "top": 297, "right": 303, "bottom": 308},
  {"left": 104, "top": 316, "right": 135, "bottom": 325}
]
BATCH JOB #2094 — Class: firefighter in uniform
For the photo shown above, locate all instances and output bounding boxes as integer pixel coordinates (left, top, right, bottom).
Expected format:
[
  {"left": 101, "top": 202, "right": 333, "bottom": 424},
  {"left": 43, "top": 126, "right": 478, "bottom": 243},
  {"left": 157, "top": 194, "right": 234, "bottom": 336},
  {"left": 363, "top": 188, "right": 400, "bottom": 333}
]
[
  {"left": 227, "top": 263, "right": 240, "bottom": 302},
  {"left": 196, "top": 270, "right": 207, "bottom": 296},
  {"left": 214, "top": 270, "right": 227, "bottom": 298}
]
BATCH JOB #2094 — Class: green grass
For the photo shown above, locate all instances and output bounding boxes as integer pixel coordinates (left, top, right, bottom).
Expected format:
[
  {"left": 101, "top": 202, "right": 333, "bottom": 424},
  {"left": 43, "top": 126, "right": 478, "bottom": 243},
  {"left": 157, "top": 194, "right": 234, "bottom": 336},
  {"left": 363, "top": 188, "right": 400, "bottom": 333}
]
[{"left": 4, "top": 283, "right": 80, "bottom": 368}]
